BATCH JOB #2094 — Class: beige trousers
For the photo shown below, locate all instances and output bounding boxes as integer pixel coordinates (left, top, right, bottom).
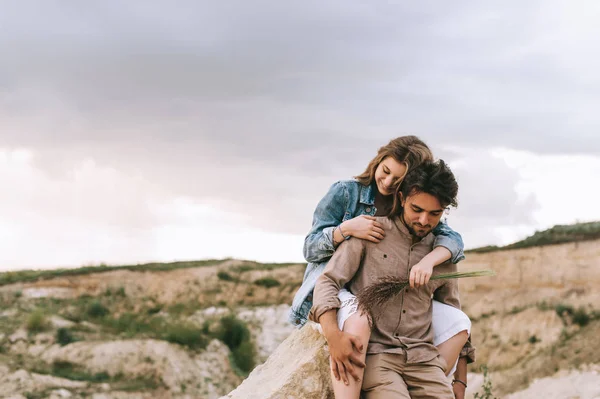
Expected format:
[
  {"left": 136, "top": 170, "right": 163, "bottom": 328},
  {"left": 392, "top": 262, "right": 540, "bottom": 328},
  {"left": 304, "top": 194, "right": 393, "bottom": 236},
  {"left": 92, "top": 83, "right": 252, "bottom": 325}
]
[{"left": 362, "top": 352, "right": 453, "bottom": 399}]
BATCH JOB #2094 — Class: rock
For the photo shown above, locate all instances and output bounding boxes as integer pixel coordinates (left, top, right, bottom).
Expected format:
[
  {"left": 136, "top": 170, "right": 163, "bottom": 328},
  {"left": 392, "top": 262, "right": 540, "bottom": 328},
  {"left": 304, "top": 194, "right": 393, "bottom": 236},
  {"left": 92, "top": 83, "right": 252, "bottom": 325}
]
[
  {"left": 79, "top": 321, "right": 101, "bottom": 331},
  {"left": 1, "top": 309, "right": 18, "bottom": 318},
  {"left": 0, "top": 369, "right": 86, "bottom": 398},
  {"left": 39, "top": 338, "right": 241, "bottom": 398},
  {"left": 220, "top": 323, "right": 333, "bottom": 399},
  {"left": 35, "top": 332, "right": 55, "bottom": 345},
  {"left": 9, "top": 329, "right": 28, "bottom": 344},
  {"left": 21, "top": 287, "right": 75, "bottom": 299},
  {"left": 50, "top": 316, "right": 76, "bottom": 329},
  {"left": 236, "top": 304, "right": 296, "bottom": 363},
  {"left": 49, "top": 388, "right": 73, "bottom": 398}
]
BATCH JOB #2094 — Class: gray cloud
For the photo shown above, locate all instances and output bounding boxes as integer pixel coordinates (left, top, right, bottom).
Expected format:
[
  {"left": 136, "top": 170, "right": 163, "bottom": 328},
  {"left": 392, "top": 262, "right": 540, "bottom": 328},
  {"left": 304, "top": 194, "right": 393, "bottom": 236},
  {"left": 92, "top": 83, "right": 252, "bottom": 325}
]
[{"left": 1, "top": 1, "right": 599, "bottom": 243}]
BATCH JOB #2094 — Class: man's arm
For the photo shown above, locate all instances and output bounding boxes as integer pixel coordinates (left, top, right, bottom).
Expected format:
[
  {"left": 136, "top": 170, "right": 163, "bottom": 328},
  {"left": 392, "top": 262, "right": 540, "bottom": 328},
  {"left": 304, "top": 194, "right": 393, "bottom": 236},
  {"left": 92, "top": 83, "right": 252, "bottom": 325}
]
[
  {"left": 309, "top": 237, "right": 366, "bottom": 385},
  {"left": 309, "top": 237, "right": 365, "bottom": 323}
]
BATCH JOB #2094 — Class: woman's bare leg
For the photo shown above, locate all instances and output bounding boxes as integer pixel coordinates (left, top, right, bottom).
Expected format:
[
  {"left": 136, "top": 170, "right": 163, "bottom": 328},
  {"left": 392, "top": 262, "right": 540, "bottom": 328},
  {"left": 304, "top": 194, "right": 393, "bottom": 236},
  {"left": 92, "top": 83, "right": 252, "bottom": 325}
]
[
  {"left": 436, "top": 330, "right": 468, "bottom": 376},
  {"left": 330, "top": 312, "right": 371, "bottom": 399}
]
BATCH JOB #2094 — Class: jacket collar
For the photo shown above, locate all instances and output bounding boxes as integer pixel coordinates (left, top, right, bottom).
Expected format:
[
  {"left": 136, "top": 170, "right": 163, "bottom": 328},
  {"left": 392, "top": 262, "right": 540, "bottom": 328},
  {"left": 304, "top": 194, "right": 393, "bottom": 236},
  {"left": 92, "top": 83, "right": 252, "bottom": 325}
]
[{"left": 359, "top": 181, "right": 377, "bottom": 205}]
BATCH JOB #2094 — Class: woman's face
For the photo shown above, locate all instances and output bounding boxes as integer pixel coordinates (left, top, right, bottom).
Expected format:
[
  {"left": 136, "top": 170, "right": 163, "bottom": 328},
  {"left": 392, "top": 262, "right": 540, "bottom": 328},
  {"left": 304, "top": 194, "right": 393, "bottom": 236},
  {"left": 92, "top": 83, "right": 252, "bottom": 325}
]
[{"left": 374, "top": 156, "right": 408, "bottom": 196}]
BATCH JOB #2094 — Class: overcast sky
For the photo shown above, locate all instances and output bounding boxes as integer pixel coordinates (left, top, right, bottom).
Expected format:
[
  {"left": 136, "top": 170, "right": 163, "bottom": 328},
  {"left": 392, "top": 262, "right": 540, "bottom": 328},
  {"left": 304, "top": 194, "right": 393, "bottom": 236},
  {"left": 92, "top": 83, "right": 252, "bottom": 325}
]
[{"left": 1, "top": 1, "right": 600, "bottom": 270}]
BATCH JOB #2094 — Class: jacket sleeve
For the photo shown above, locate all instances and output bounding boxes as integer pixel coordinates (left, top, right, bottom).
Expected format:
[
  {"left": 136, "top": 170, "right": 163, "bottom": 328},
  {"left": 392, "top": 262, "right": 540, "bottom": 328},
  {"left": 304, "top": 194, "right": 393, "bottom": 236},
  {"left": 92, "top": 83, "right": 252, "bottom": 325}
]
[
  {"left": 303, "top": 181, "right": 349, "bottom": 264},
  {"left": 432, "top": 219, "right": 465, "bottom": 264}
]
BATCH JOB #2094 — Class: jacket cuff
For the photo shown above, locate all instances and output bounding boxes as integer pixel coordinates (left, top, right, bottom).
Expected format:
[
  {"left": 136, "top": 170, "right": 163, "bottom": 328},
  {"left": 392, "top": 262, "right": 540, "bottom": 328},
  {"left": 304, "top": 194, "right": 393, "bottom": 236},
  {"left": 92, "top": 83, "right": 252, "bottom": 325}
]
[
  {"left": 433, "top": 236, "right": 465, "bottom": 264},
  {"left": 321, "top": 226, "right": 336, "bottom": 252}
]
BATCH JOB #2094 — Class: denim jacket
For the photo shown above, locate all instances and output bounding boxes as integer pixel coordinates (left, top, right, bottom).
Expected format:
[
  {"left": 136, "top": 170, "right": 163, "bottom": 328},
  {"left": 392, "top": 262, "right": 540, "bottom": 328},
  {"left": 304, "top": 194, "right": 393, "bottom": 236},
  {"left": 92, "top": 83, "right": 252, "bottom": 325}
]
[{"left": 289, "top": 179, "right": 465, "bottom": 327}]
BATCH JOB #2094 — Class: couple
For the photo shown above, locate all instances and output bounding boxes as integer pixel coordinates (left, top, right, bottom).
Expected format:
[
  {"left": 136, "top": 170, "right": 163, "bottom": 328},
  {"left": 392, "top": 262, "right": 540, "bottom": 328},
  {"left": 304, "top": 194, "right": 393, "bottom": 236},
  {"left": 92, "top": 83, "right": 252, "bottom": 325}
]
[{"left": 290, "top": 136, "right": 474, "bottom": 399}]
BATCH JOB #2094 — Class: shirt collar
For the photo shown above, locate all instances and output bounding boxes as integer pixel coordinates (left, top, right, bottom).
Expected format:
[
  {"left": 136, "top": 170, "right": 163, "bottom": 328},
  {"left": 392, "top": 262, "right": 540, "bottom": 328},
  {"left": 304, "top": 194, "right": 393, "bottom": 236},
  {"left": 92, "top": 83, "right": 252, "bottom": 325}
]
[{"left": 392, "top": 215, "right": 435, "bottom": 245}]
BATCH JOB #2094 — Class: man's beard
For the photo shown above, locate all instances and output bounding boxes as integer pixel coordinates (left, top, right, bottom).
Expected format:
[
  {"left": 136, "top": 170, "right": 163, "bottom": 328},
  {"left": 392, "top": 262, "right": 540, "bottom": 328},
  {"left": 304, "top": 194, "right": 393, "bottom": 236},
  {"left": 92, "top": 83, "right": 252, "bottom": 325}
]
[{"left": 401, "top": 213, "right": 432, "bottom": 238}]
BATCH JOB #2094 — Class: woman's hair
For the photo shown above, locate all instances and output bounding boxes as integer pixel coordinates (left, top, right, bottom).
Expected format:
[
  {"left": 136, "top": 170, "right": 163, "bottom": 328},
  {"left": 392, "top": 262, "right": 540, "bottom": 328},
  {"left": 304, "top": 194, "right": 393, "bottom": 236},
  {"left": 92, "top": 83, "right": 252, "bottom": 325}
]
[{"left": 355, "top": 136, "right": 434, "bottom": 186}]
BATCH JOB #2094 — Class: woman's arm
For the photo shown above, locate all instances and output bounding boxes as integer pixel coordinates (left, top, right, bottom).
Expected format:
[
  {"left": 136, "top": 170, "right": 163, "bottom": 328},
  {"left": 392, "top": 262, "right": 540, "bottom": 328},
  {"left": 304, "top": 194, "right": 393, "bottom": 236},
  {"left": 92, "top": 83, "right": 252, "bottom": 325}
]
[
  {"left": 303, "top": 181, "right": 349, "bottom": 264},
  {"left": 410, "top": 220, "right": 464, "bottom": 288},
  {"left": 432, "top": 219, "right": 465, "bottom": 264}
]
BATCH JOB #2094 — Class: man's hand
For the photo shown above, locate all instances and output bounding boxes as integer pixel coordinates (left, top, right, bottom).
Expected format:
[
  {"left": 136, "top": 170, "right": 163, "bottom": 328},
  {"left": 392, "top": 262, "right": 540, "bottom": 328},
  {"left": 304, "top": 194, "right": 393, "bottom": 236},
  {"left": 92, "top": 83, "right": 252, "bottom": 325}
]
[
  {"left": 325, "top": 330, "right": 365, "bottom": 385},
  {"left": 409, "top": 259, "right": 434, "bottom": 288},
  {"left": 452, "top": 380, "right": 466, "bottom": 399}
]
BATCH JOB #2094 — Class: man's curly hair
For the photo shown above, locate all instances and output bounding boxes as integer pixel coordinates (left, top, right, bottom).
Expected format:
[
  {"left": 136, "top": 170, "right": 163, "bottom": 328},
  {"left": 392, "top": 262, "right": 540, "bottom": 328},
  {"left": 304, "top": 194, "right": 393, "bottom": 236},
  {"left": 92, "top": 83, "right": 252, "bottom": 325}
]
[{"left": 390, "top": 159, "right": 458, "bottom": 216}]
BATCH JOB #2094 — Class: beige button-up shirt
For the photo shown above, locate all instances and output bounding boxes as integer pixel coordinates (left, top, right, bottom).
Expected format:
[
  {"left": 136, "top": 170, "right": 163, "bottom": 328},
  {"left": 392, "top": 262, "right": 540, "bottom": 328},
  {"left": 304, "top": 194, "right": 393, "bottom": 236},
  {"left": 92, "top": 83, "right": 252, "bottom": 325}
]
[{"left": 310, "top": 216, "right": 461, "bottom": 364}]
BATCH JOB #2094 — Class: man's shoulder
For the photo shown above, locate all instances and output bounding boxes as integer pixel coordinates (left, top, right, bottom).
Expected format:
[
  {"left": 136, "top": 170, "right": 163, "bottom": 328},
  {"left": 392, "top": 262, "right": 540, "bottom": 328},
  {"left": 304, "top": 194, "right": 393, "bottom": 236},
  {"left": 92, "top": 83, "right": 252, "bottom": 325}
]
[{"left": 373, "top": 216, "right": 395, "bottom": 229}]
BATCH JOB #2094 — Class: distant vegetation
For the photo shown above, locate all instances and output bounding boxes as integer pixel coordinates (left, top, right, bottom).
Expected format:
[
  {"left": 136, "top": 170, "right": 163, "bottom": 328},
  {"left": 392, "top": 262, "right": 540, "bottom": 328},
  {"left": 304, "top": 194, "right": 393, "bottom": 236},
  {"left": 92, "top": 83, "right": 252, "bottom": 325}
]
[
  {"left": 0, "top": 259, "right": 303, "bottom": 288},
  {"left": 467, "top": 221, "right": 600, "bottom": 254},
  {"left": 0, "top": 259, "right": 233, "bottom": 287}
]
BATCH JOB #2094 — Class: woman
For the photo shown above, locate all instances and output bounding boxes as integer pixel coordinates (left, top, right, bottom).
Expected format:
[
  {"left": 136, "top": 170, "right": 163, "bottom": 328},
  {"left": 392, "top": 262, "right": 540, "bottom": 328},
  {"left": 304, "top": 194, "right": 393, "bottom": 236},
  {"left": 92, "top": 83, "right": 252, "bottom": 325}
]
[{"left": 290, "top": 136, "right": 472, "bottom": 399}]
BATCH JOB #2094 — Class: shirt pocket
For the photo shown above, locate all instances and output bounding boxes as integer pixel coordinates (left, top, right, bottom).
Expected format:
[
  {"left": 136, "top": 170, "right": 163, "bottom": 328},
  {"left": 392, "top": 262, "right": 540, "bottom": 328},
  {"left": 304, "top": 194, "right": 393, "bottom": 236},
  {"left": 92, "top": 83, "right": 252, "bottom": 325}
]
[{"left": 366, "top": 247, "right": 401, "bottom": 282}]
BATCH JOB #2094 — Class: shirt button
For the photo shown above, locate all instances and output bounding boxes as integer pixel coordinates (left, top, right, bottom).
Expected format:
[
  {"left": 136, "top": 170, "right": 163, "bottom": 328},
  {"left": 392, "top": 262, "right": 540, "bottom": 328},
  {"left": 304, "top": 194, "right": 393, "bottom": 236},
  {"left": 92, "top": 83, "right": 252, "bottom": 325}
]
[
  {"left": 365, "top": 207, "right": 371, "bottom": 213},
  {"left": 295, "top": 318, "right": 301, "bottom": 325},
  {"left": 307, "top": 295, "right": 313, "bottom": 302},
  {"left": 402, "top": 310, "right": 406, "bottom": 314}
]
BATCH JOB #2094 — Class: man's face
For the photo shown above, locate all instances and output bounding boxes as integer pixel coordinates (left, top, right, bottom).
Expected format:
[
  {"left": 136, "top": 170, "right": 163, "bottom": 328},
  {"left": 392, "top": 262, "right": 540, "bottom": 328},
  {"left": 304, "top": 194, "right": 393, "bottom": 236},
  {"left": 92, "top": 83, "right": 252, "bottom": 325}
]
[{"left": 401, "top": 191, "right": 445, "bottom": 237}]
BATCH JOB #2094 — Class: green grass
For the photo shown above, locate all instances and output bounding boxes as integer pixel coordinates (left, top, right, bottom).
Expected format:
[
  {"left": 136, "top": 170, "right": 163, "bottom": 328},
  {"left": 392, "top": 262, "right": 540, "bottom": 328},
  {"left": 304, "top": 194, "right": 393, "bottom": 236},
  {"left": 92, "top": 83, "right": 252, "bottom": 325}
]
[
  {"left": 0, "top": 258, "right": 232, "bottom": 287},
  {"left": 467, "top": 221, "right": 600, "bottom": 253},
  {"left": 163, "top": 323, "right": 208, "bottom": 350},
  {"left": 86, "top": 301, "right": 109, "bottom": 318},
  {"left": 26, "top": 309, "right": 50, "bottom": 333},
  {"left": 31, "top": 360, "right": 163, "bottom": 391},
  {"left": 230, "top": 262, "right": 301, "bottom": 273},
  {"left": 48, "top": 360, "right": 111, "bottom": 382}
]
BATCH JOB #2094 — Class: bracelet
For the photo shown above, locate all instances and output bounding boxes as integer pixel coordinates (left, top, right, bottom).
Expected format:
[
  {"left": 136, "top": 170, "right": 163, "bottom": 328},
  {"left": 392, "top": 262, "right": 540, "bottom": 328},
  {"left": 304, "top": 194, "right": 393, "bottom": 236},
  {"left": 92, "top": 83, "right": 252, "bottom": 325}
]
[
  {"left": 452, "top": 379, "right": 467, "bottom": 388},
  {"left": 337, "top": 224, "right": 350, "bottom": 240}
]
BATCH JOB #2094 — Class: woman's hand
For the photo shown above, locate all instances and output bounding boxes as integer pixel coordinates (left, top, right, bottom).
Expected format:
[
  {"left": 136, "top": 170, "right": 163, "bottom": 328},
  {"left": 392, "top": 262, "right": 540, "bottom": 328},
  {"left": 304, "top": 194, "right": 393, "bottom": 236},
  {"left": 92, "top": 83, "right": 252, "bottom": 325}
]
[
  {"left": 409, "top": 259, "right": 434, "bottom": 288},
  {"left": 343, "top": 215, "right": 385, "bottom": 243}
]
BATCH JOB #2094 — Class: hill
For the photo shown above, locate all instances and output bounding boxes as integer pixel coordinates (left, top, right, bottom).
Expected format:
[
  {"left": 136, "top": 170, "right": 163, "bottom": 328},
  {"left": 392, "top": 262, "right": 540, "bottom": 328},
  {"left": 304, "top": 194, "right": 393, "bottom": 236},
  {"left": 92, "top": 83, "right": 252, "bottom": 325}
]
[{"left": 467, "top": 220, "right": 600, "bottom": 253}]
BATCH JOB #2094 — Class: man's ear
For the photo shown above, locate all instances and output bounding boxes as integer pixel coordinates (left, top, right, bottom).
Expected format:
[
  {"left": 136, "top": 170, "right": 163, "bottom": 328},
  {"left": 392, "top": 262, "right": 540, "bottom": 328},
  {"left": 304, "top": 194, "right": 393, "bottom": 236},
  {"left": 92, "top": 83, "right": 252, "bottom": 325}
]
[{"left": 399, "top": 192, "right": 405, "bottom": 207}]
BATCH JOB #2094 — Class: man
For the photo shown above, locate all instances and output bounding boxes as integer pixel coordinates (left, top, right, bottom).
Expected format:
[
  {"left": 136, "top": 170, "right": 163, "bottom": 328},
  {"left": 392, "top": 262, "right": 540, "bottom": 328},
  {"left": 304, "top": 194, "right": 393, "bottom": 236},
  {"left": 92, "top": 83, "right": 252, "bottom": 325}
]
[{"left": 310, "top": 160, "right": 467, "bottom": 399}]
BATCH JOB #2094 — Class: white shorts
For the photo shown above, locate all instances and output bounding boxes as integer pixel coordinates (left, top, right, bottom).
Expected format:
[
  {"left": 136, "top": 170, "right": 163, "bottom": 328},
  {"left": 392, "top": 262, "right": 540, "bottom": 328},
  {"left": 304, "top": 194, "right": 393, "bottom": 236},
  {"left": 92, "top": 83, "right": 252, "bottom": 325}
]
[{"left": 324, "top": 288, "right": 471, "bottom": 376}]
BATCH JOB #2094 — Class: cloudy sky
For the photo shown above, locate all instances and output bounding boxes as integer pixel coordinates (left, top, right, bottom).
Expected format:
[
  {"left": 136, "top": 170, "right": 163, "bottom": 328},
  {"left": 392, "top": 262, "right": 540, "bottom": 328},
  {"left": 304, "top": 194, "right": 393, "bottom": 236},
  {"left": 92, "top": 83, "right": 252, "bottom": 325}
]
[{"left": 1, "top": 1, "right": 600, "bottom": 270}]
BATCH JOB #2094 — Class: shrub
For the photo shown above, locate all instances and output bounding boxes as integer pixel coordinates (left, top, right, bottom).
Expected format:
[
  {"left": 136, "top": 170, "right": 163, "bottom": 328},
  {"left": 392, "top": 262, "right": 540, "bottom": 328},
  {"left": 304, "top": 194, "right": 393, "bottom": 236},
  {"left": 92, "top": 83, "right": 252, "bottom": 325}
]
[
  {"left": 473, "top": 365, "right": 498, "bottom": 399},
  {"left": 572, "top": 307, "right": 590, "bottom": 327},
  {"left": 216, "top": 315, "right": 255, "bottom": 374},
  {"left": 253, "top": 277, "right": 280, "bottom": 288},
  {"left": 164, "top": 323, "right": 208, "bottom": 350},
  {"left": 217, "top": 271, "right": 236, "bottom": 282},
  {"left": 555, "top": 303, "right": 574, "bottom": 317},
  {"left": 86, "top": 301, "right": 109, "bottom": 318},
  {"left": 56, "top": 328, "right": 76, "bottom": 346},
  {"left": 218, "top": 315, "right": 250, "bottom": 349},
  {"left": 26, "top": 309, "right": 50, "bottom": 333},
  {"left": 232, "top": 340, "right": 256, "bottom": 373},
  {"left": 528, "top": 335, "right": 540, "bottom": 344}
]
